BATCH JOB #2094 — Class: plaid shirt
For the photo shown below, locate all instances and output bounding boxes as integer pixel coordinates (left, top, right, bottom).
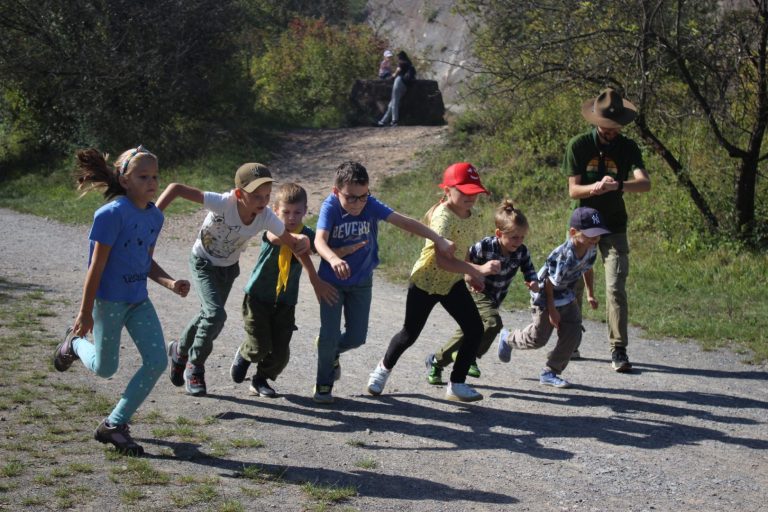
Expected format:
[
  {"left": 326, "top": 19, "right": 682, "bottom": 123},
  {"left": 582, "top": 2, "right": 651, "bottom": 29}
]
[
  {"left": 469, "top": 236, "right": 538, "bottom": 308},
  {"left": 531, "top": 238, "right": 597, "bottom": 308}
]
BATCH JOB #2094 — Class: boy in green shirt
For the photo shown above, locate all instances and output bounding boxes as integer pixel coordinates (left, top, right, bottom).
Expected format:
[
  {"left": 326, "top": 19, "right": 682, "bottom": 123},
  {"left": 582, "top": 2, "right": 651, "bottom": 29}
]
[{"left": 230, "top": 183, "right": 337, "bottom": 396}]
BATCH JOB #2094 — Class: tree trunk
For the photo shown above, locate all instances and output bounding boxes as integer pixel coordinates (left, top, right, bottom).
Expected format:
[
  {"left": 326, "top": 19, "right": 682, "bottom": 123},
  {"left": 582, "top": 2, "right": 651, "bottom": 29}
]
[
  {"left": 735, "top": 155, "right": 758, "bottom": 237},
  {"left": 634, "top": 115, "right": 720, "bottom": 233}
]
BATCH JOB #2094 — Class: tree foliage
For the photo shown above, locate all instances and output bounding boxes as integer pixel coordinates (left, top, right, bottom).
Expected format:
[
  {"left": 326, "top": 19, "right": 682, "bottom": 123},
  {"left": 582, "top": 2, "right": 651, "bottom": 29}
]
[
  {"left": 456, "top": 0, "right": 768, "bottom": 243},
  {"left": 0, "top": 0, "right": 249, "bottom": 161},
  {"left": 251, "top": 17, "right": 384, "bottom": 127}
]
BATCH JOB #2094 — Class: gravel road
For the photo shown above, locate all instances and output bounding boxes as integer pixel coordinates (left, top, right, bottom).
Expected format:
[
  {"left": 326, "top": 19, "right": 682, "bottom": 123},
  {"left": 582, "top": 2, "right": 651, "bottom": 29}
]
[{"left": 2, "top": 126, "right": 767, "bottom": 511}]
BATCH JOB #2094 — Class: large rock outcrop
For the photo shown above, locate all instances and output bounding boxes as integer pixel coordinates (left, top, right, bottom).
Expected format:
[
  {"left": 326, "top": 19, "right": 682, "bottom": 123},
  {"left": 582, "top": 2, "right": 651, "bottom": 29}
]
[{"left": 348, "top": 79, "right": 445, "bottom": 126}]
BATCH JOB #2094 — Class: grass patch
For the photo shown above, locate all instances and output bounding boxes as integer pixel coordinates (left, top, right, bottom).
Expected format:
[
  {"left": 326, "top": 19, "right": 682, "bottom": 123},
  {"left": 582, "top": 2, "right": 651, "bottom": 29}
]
[
  {"left": 230, "top": 438, "right": 265, "bottom": 449},
  {"left": 109, "top": 459, "right": 171, "bottom": 486},
  {"left": 1, "top": 460, "right": 24, "bottom": 478},
  {"left": 354, "top": 457, "right": 377, "bottom": 469},
  {"left": 119, "top": 488, "right": 145, "bottom": 505},
  {"left": 170, "top": 483, "right": 219, "bottom": 506},
  {"left": 301, "top": 482, "right": 357, "bottom": 504},
  {"left": 239, "top": 464, "right": 285, "bottom": 483}
]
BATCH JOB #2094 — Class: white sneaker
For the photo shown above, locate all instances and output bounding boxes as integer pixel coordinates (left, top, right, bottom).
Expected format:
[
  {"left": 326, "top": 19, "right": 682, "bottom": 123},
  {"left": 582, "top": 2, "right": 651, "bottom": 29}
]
[
  {"left": 367, "top": 361, "right": 390, "bottom": 396},
  {"left": 446, "top": 382, "right": 483, "bottom": 402}
]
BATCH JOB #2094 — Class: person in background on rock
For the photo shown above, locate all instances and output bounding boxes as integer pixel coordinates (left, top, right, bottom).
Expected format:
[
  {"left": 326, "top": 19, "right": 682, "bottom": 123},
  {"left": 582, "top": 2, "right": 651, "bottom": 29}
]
[
  {"left": 312, "top": 161, "right": 456, "bottom": 404},
  {"left": 564, "top": 88, "right": 651, "bottom": 372},
  {"left": 367, "top": 162, "right": 499, "bottom": 403},
  {"left": 425, "top": 199, "right": 539, "bottom": 385},
  {"left": 229, "top": 183, "right": 337, "bottom": 397},
  {"left": 377, "top": 50, "right": 416, "bottom": 127},
  {"left": 378, "top": 49, "right": 393, "bottom": 79},
  {"left": 497, "top": 207, "right": 609, "bottom": 388},
  {"left": 155, "top": 164, "right": 310, "bottom": 397},
  {"left": 53, "top": 146, "right": 191, "bottom": 456}
]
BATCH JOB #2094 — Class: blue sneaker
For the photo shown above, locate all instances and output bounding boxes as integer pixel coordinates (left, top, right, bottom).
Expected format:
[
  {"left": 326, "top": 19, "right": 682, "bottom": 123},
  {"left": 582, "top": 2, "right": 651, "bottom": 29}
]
[
  {"left": 539, "top": 369, "right": 570, "bottom": 388},
  {"left": 497, "top": 329, "right": 512, "bottom": 363}
]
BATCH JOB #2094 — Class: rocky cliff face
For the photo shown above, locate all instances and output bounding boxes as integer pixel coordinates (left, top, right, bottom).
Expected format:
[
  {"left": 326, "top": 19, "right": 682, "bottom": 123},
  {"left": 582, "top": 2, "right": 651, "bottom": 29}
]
[{"left": 366, "top": 0, "right": 473, "bottom": 110}]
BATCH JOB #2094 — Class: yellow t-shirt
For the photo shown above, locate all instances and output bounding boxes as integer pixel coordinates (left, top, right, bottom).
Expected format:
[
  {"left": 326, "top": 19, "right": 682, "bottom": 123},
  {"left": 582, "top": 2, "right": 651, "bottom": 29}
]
[{"left": 410, "top": 202, "right": 481, "bottom": 295}]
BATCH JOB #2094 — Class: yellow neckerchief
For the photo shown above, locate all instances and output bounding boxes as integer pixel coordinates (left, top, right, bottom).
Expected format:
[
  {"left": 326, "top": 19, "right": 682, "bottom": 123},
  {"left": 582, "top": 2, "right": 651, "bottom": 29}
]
[{"left": 276, "top": 223, "right": 304, "bottom": 297}]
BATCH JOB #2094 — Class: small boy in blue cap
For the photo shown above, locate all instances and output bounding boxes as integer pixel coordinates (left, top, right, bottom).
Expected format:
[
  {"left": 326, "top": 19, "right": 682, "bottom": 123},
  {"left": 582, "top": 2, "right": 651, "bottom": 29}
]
[{"left": 497, "top": 206, "right": 610, "bottom": 388}]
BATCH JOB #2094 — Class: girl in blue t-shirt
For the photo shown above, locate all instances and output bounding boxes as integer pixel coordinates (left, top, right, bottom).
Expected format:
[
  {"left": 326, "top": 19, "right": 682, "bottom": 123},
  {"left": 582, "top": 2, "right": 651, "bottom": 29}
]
[{"left": 53, "top": 146, "right": 190, "bottom": 456}]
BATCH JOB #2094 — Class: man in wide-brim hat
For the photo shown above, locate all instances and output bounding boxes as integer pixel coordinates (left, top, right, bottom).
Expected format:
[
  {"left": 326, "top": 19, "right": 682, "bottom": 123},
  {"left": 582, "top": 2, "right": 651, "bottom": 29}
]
[{"left": 562, "top": 88, "right": 651, "bottom": 373}]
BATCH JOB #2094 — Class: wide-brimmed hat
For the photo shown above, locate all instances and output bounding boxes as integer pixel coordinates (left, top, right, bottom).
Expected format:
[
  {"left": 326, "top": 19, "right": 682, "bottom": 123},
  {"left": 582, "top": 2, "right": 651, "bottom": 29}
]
[{"left": 581, "top": 88, "right": 637, "bottom": 128}]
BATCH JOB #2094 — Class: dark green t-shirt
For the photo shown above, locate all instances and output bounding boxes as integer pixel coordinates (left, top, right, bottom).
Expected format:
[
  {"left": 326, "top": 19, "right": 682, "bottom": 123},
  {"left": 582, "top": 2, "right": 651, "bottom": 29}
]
[
  {"left": 243, "top": 225, "right": 315, "bottom": 305},
  {"left": 563, "top": 129, "right": 645, "bottom": 233}
]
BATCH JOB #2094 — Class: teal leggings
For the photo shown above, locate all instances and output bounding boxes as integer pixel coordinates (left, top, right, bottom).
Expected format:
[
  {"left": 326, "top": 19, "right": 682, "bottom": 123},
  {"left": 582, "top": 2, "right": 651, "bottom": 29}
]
[{"left": 72, "top": 298, "right": 167, "bottom": 425}]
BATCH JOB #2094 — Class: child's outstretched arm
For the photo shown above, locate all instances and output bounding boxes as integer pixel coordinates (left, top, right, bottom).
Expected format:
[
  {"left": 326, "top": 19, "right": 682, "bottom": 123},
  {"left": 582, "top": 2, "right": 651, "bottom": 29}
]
[
  {"left": 296, "top": 252, "right": 339, "bottom": 305},
  {"left": 148, "top": 258, "right": 190, "bottom": 297},
  {"left": 385, "top": 211, "right": 456, "bottom": 259},
  {"left": 583, "top": 268, "right": 598, "bottom": 309},
  {"left": 274, "top": 230, "right": 310, "bottom": 256},
  {"left": 155, "top": 183, "right": 204, "bottom": 211},
  {"left": 73, "top": 242, "right": 111, "bottom": 337},
  {"left": 315, "top": 229, "right": 352, "bottom": 280},
  {"left": 437, "top": 251, "right": 495, "bottom": 292}
]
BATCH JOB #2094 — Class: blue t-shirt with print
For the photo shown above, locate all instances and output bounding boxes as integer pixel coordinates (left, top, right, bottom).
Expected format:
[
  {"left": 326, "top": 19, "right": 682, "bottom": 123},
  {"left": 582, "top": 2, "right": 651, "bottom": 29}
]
[
  {"left": 531, "top": 237, "right": 597, "bottom": 309},
  {"left": 316, "top": 193, "right": 394, "bottom": 286},
  {"left": 88, "top": 196, "right": 164, "bottom": 303}
]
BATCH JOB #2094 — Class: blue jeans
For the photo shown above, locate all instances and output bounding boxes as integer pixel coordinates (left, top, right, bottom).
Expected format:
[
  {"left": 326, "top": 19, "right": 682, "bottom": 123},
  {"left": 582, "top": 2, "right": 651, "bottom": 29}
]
[
  {"left": 316, "top": 276, "right": 373, "bottom": 388},
  {"left": 73, "top": 298, "right": 167, "bottom": 425},
  {"left": 180, "top": 254, "right": 239, "bottom": 365},
  {"left": 379, "top": 76, "right": 407, "bottom": 124}
]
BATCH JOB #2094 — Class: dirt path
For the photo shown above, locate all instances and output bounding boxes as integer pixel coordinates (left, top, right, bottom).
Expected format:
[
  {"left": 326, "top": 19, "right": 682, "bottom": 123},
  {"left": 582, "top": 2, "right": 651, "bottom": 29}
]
[{"left": 2, "top": 127, "right": 767, "bottom": 511}]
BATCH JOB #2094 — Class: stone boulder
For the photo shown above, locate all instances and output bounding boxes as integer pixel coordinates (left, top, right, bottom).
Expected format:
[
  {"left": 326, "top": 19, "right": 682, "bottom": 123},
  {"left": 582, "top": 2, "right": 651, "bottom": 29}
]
[{"left": 348, "top": 79, "right": 445, "bottom": 126}]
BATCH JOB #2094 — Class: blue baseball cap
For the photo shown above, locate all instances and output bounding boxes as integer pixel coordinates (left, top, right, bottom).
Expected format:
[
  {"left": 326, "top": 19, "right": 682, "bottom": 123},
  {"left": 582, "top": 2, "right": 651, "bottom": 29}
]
[{"left": 570, "top": 207, "right": 611, "bottom": 237}]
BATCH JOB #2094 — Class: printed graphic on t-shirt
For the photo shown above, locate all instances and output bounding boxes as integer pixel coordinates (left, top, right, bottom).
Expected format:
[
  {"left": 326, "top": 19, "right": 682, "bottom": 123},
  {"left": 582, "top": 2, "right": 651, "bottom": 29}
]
[
  {"left": 119, "top": 222, "right": 156, "bottom": 284},
  {"left": 331, "top": 220, "right": 370, "bottom": 242},
  {"left": 200, "top": 215, "right": 247, "bottom": 259},
  {"left": 586, "top": 155, "right": 618, "bottom": 179}
]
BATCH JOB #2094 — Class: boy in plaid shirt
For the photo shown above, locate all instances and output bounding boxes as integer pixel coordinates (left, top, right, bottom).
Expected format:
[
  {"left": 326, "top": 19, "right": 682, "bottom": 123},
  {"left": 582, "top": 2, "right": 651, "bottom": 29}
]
[
  {"left": 497, "top": 207, "right": 610, "bottom": 388},
  {"left": 425, "top": 200, "right": 539, "bottom": 384}
]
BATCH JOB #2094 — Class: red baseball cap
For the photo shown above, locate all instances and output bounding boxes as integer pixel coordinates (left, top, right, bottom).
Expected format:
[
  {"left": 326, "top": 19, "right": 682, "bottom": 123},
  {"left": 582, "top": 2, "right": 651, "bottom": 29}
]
[{"left": 439, "top": 162, "right": 489, "bottom": 195}]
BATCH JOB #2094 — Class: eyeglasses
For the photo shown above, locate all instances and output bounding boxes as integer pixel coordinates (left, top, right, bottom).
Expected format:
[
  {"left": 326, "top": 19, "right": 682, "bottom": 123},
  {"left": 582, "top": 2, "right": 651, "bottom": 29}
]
[{"left": 340, "top": 191, "right": 370, "bottom": 204}]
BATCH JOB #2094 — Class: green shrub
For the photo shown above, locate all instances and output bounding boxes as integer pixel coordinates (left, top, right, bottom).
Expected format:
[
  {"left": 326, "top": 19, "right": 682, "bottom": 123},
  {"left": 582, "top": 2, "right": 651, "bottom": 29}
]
[{"left": 251, "top": 17, "right": 384, "bottom": 127}]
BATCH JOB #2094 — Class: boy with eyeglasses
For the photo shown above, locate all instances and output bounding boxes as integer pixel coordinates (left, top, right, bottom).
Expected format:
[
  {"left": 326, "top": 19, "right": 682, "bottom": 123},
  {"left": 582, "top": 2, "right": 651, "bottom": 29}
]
[{"left": 311, "top": 161, "right": 456, "bottom": 403}]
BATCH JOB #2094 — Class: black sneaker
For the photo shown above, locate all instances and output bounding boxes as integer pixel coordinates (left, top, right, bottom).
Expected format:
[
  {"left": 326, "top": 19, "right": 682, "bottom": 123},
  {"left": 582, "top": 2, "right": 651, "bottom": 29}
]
[
  {"left": 53, "top": 328, "right": 79, "bottom": 372},
  {"left": 611, "top": 348, "right": 632, "bottom": 373},
  {"left": 249, "top": 375, "right": 277, "bottom": 398},
  {"left": 94, "top": 419, "right": 144, "bottom": 456},
  {"left": 184, "top": 363, "right": 206, "bottom": 396},
  {"left": 167, "top": 341, "right": 187, "bottom": 387},
  {"left": 230, "top": 349, "right": 250, "bottom": 384}
]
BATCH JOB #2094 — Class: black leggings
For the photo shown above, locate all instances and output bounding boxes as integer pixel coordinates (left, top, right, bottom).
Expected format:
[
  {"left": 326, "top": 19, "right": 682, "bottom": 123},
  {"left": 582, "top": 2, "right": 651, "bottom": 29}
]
[{"left": 383, "top": 281, "right": 483, "bottom": 383}]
